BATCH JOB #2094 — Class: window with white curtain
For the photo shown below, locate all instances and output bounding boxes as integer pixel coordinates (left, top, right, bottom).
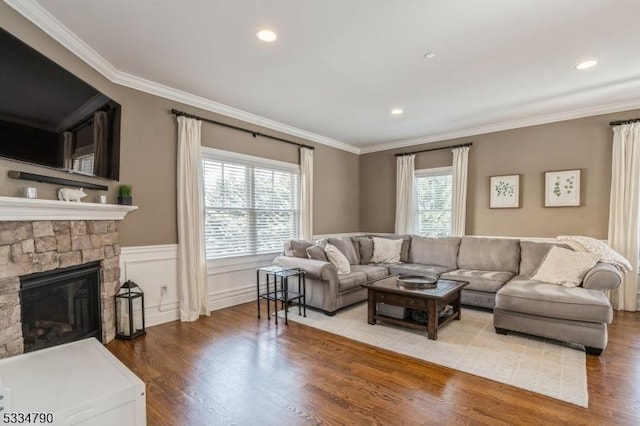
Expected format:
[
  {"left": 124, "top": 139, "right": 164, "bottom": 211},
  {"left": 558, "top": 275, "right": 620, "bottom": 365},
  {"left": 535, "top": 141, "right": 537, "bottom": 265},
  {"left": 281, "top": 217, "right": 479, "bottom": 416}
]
[
  {"left": 415, "top": 166, "right": 453, "bottom": 237},
  {"left": 201, "top": 148, "right": 299, "bottom": 259}
]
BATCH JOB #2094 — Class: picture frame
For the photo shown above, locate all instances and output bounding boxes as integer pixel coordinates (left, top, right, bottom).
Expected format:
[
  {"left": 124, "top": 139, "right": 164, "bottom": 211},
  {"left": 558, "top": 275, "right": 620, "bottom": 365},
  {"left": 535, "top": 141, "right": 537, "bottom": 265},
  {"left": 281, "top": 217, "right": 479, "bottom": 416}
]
[
  {"left": 490, "top": 175, "right": 520, "bottom": 208},
  {"left": 545, "top": 170, "right": 581, "bottom": 207}
]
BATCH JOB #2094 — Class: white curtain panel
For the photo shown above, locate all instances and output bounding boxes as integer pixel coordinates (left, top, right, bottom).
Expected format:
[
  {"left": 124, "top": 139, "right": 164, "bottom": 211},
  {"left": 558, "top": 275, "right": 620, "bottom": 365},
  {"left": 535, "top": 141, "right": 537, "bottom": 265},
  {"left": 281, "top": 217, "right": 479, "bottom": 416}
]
[
  {"left": 299, "top": 147, "right": 314, "bottom": 240},
  {"left": 451, "top": 146, "right": 470, "bottom": 236},
  {"left": 176, "top": 116, "right": 210, "bottom": 321},
  {"left": 394, "top": 154, "right": 416, "bottom": 234},
  {"left": 608, "top": 122, "right": 640, "bottom": 311}
]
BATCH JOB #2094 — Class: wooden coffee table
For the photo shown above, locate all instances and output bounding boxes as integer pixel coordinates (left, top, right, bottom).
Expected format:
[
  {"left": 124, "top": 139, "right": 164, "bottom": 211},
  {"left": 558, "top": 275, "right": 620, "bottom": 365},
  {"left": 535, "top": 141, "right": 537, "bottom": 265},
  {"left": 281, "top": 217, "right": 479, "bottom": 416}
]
[{"left": 361, "top": 275, "right": 468, "bottom": 340}]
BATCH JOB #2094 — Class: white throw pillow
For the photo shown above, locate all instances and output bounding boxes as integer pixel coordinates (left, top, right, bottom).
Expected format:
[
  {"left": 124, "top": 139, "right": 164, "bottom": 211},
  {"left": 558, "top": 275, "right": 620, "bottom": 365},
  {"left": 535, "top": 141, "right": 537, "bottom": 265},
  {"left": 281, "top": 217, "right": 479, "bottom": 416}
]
[
  {"left": 531, "top": 246, "right": 599, "bottom": 287},
  {"left": 324, "top": 243, "right": 351, "bottom": 274},
  {"left": 371, "top": 237, "right": 403, "bottom": 264}
]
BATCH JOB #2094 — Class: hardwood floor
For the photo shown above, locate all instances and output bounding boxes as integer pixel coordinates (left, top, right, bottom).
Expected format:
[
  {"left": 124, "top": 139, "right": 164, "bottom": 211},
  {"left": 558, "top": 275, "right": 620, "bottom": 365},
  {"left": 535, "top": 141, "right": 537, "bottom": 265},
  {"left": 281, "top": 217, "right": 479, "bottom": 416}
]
[{"left": 107, "top": 301, "right": 640, "bottom": 425}]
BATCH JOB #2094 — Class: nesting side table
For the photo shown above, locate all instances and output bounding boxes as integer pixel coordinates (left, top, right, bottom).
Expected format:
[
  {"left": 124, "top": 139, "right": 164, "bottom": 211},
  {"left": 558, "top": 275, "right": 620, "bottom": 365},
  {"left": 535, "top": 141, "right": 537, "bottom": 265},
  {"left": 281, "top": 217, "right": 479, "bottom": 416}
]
[{"left": 256, "top": 265, "right": 306, "bottom": 325}]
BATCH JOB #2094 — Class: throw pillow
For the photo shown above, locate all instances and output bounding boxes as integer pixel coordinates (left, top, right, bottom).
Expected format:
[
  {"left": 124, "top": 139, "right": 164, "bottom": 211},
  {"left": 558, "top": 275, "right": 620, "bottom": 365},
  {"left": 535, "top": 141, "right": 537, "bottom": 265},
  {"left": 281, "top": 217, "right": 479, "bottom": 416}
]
[
  {"left": 531, "top": 246, "right": 599, "bottom": 287},
  {"left": 327, "top": 237, "right": 359, "bottom": 264},
  {"left": 289, "top": 239, "right": 314, "bottom": 258},
  {"left": 371, "top": 237, "right": 403, "bottom": 264},
  {"left": 306, "top": 245, "right": 328, "bottom": 262},
  {"left": 324, "top": 243, "right": 351, "bottom": 274},
  {"left": 354, "top": 236, "right": 374, "bottom": 264}
]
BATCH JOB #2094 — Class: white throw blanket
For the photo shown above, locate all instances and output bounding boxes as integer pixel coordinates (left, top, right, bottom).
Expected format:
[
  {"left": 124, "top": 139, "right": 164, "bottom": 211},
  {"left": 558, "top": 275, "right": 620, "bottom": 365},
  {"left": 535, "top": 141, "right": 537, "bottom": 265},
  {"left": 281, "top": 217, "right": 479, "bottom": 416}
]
[{"left": 557, "top": 235, "right": 632, "bottom": 272}]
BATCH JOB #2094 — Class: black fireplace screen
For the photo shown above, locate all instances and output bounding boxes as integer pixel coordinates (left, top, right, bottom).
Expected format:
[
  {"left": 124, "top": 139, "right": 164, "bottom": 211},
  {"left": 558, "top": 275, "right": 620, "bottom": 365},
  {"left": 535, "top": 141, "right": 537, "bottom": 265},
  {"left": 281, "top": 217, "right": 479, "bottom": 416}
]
[{"left": 20, "top": 261, "right": 101, "bottom": 353}]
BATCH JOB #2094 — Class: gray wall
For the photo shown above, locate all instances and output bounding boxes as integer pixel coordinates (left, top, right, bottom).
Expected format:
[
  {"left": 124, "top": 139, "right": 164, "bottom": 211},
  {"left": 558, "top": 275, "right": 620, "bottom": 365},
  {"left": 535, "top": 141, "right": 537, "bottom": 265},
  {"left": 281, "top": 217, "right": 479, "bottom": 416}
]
[
  {"left": 0, "top": 4, "right": 360, "bottom": 246},
  {"left": 360, "top": 110, "right": 639, "bottom": 239}
]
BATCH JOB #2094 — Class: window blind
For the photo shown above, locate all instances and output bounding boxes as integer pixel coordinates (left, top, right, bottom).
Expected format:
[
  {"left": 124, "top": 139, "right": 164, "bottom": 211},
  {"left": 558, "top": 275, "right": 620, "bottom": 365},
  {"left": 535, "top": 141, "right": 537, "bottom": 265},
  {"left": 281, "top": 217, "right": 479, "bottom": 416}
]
[
  {"left": 202, "top": 154, "right": 299, "bottom": 259},
  {"left": 415, "top": 168, "right": 452, "bottom": 237}
]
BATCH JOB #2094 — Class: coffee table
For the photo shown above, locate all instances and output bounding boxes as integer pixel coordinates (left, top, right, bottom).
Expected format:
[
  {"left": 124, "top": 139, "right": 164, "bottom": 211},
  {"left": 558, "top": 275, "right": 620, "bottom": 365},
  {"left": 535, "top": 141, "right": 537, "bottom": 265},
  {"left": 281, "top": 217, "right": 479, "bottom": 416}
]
[{"left": 361, "top": 275, "right": 468, "bottom": 340}]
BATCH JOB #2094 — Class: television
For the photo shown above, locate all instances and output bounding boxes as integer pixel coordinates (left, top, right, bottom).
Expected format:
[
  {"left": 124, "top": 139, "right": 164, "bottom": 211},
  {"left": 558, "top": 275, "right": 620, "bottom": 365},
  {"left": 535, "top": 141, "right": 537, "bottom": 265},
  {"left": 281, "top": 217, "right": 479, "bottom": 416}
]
[{"left": 0, "top": 27, "right": 121, "bottom": 181}]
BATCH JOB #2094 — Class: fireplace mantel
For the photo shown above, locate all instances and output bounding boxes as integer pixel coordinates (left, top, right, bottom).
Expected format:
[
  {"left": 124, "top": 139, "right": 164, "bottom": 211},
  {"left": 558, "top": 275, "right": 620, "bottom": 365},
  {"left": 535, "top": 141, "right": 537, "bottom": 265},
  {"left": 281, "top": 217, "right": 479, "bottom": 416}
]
[{"left": 0, "top": 196, "right": 137, "bottom": 221}]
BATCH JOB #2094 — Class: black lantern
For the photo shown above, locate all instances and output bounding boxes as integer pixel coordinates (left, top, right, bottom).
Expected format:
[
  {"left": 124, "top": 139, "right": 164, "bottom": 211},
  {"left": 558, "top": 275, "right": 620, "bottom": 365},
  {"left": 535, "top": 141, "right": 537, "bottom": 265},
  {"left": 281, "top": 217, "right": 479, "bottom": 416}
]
[{"left": 115, "top": 280, "right": 146, "bottom": 339}]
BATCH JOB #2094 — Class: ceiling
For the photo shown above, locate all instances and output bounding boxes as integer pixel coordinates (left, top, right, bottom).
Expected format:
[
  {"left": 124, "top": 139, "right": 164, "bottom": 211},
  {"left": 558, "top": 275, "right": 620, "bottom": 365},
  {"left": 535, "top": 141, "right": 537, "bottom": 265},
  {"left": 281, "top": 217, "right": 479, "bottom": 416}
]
[{"left": 9, "top": 0, "right": 640, "bottom": 153}]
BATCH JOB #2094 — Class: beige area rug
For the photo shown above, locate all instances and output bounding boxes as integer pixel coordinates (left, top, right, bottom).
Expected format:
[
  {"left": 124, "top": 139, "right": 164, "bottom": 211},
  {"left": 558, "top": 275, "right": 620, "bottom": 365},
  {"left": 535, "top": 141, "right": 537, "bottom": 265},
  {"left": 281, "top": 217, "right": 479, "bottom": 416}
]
[{"left": 281, "top": 303, "right": 588, "bottom": 407}]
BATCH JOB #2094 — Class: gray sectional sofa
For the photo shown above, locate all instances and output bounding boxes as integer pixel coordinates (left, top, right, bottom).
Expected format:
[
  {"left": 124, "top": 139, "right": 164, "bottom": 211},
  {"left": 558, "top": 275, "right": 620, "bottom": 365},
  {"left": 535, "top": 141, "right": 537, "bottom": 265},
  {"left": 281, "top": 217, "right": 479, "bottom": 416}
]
[{"left": 273, "top": 235, "right": 622, "bottom": 355}]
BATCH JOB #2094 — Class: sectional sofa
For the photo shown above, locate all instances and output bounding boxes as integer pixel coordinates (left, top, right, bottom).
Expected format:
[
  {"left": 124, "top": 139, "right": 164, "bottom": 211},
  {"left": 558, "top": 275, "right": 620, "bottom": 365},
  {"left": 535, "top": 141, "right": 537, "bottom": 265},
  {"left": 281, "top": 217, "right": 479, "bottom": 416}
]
[{"left": 273, "top": 235, "right": 623, "bottom": 355}]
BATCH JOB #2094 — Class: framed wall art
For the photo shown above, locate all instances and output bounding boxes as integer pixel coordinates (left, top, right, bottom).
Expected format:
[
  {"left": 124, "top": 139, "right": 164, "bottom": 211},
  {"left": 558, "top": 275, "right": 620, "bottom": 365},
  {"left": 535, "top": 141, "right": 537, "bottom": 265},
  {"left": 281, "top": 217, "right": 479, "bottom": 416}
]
[
  {"left": 490, "top": 174, "right": 520, "bottom": 208},
  {"left": 545, "top": 169, "right": 581, "bottom": 207}
]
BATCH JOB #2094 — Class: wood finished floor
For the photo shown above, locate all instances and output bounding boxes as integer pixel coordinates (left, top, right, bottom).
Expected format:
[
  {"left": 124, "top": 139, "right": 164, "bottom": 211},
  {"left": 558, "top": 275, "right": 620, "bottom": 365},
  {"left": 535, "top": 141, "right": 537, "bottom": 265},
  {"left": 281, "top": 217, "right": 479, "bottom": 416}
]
[{"left": 107, "top": 301, "right": 640, "bottom": 425}]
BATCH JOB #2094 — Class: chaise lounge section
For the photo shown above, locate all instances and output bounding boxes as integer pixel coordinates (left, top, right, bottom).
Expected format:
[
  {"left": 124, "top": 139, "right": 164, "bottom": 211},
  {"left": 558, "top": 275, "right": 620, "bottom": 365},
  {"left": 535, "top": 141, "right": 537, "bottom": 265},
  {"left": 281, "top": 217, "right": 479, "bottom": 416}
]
[{"left": 273, "top": 235, "right": 622, "bottom": 354}]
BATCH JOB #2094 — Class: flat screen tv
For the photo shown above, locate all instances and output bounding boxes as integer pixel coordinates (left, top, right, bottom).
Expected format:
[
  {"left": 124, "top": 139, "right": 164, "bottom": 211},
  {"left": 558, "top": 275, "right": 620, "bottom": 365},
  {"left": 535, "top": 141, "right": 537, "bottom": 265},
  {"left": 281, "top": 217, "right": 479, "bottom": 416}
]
[{"left": 0, "top": 27, "right": 121, "bottom": 181}]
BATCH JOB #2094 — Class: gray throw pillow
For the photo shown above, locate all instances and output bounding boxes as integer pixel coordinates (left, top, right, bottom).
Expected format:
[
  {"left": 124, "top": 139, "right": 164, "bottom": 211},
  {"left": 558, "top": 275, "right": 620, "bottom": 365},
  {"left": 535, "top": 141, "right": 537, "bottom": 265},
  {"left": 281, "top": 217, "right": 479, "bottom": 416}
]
[
  {"left": 327, "top": 237, "right": 359, "bottom": 264},
  {"left": 354, "top": 236, "right": 374, "bottom": 264},
  {"left": 306, "top": 245, "right": 328, "bottom": 262},
  {"left": 290, "top": 239, "right": 314, "bottom": 258}
]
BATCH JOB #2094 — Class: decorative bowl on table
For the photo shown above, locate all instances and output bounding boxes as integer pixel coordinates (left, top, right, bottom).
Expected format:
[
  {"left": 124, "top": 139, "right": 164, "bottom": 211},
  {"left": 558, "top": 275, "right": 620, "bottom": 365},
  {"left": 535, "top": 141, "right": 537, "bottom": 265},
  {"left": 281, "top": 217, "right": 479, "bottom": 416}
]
[{"left": 396, "top": 275, "right": 437, "bottom": 289}]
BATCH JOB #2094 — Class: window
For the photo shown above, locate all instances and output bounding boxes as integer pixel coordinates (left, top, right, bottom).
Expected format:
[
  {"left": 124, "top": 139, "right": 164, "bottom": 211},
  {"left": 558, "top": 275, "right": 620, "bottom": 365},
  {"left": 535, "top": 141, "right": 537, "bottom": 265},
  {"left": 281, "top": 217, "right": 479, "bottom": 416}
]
[
  {"left": 415, "top": 167, "right": 452, "bottom": 237},
  {"left": 202, "top": 148, "right": 299, "bottom": 259},
  {"left": 72, "top": 154, "right": 94, "bottom": 175}
]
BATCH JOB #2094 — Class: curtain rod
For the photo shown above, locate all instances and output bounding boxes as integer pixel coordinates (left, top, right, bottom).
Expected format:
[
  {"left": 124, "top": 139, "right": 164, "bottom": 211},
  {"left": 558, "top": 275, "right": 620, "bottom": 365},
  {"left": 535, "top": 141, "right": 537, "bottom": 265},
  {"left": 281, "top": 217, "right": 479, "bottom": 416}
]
[
  {"left": 170, "top": 109, "right": 314, "bottom": 150},
  {"left": 394, "top": 142, "right": 473, "bottom": 157},
  {"left": 610, "top": 118, "right": 640, "bottom": 126}
]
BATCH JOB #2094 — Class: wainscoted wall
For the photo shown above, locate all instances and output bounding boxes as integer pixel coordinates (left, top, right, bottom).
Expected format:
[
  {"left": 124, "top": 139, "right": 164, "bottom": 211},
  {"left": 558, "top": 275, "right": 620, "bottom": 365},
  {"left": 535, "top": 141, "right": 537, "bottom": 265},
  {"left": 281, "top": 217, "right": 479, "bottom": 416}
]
[
  {"left": 119, "top": 245, "right": 180, "bottom": 327},
  {"left": 119, "top": 245, "right": 275, "bottom": 327}
]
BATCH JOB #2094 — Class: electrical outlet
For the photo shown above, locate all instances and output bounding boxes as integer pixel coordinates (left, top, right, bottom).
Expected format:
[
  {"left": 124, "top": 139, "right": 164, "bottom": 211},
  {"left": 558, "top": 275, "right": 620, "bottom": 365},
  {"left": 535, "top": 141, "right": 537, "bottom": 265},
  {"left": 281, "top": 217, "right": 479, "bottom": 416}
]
[{"left": 160, "top": 285, "right": 167, "bottom": 295}]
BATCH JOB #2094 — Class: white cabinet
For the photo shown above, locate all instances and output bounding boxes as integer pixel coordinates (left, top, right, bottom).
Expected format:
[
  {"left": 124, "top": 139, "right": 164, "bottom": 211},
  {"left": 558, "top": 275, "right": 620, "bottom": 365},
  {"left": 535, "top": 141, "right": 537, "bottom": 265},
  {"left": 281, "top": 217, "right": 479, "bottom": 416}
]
[{"left": 0, "top": 338, "right": 146, "bottom": 425}]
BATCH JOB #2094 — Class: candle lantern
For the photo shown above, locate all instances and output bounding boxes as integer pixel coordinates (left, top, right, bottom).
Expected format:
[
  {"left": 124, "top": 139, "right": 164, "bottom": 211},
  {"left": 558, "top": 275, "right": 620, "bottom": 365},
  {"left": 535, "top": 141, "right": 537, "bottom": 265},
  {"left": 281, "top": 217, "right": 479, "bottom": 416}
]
[{"left": 115, "top": 280, "right": 146, "bottom": 339}]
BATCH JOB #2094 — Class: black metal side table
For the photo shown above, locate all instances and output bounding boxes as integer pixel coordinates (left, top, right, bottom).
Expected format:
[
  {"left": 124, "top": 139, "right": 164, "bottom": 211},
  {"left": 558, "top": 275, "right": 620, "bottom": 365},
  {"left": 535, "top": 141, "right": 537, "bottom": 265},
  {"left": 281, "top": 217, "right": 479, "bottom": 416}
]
[{"left": 256, "top": 265, "right": 306, "bottom": 325}]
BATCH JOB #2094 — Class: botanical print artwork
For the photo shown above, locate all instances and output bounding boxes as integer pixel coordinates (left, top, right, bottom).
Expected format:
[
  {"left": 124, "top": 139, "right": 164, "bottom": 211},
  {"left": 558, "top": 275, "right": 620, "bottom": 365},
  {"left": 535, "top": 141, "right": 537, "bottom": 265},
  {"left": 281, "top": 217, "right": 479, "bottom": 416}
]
[
  {"left": 553, "top": 175, "right": 575, "bottom": 198},
  {"left": 490, "top": 175, "right": 519, "bottom": 208},
  {"left": 545, "top": 170, "right": 581, "bottom": 207}
]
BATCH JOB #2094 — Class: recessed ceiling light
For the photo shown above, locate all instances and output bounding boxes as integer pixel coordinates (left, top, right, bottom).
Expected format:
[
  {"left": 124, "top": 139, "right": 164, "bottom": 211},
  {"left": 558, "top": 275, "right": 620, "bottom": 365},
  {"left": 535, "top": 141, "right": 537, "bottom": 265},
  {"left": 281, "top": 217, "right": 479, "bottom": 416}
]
[
  {"left": 391, "top": 109, "right": 403, "bottom": 115},
  {"left": 424, "top": 52, "right": 436, "bottom": 60},
  {"left": 257, "top": 29, "right": 277, "bottom": 42},
  {"left": 576, "top": 59, "right": 597, "bottom": 70}
]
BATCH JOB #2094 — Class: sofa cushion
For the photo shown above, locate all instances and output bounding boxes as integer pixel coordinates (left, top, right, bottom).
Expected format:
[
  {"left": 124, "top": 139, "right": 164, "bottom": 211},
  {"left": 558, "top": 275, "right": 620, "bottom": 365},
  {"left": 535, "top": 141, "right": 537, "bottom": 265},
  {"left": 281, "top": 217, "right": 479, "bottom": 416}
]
[
  {"left": 353, "top": 236, "right": 374, "bottom": 265},
  {"left": 350, "top": 265, "right": 389, "bottom": 282},
  {"left": 369, "top": 235, "right": 411, "bottom": 262},
  {"left": 324, "top": 243, "right": 351, "bottom": 274},
  {"left": 337, "top": 270, "right": 368, "bottom": 292},
  {"left": 388, "top": 263, "right": 450, "bottom": 278},
  {"left": 532, "top": 246, "right": 599, "bottom": 287},
  {"left": 327, "top": 237, "right": 359, "bottom": 265},
  {"left": 496, "top": 277, "right": 613, "bottom": 323},
  {"left": 371, "top": 237, "right": 403, "bottom": 263},
  {"left": 457, "top": 237, "right": 520, "bottom": 274},
  {"left": 409, "top": 236, "right": 460, "bottom": 269},
  {"left": 440, "top": 269, "right": 513, "bottom": 293}
]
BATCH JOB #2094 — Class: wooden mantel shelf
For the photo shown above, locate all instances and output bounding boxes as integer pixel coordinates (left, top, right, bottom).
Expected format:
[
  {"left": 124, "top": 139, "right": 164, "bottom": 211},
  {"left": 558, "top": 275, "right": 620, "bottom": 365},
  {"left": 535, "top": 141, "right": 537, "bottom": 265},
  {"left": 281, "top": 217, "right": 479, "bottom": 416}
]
[{"left": 0, "top": 196, "right": 138, "bottom": 221}]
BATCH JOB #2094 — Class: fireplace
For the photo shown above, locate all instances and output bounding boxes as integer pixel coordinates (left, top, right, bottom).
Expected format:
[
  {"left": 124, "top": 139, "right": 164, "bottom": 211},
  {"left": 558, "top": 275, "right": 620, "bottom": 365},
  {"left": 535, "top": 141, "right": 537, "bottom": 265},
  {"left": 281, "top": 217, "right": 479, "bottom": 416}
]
[{"left": 20, "top": 261, "right": 102, "bottom": 353}]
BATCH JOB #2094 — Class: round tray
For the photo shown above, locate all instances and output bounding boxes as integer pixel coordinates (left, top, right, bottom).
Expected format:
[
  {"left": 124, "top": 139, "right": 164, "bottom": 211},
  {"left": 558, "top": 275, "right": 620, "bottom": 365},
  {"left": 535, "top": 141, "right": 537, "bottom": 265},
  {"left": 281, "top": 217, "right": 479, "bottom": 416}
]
[{"left": 396, "top": 275, "right": 437, "bottom": 289}]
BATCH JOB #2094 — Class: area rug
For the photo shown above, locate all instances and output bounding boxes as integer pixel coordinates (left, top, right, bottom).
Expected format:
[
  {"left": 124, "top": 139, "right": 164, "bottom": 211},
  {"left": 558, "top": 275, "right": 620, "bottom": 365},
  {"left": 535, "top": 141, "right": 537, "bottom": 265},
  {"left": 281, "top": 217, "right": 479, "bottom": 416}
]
[{"left": 280, "top": 303, "right": 588, "bottom": 407}]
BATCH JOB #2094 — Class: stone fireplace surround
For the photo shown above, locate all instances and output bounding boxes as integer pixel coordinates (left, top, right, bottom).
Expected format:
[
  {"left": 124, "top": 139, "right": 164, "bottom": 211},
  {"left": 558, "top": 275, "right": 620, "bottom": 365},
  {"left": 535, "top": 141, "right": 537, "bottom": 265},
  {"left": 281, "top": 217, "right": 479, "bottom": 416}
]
[{"left": 0, "top": 196, "right": 136, "bottom": 358}]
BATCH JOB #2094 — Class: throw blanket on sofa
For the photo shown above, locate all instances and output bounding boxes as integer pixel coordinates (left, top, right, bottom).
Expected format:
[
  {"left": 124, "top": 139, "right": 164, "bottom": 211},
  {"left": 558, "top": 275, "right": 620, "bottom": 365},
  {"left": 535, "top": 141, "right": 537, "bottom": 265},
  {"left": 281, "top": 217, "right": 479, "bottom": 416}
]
[{"left": 557, "top": 235, "right": 632, "bottom": 272}]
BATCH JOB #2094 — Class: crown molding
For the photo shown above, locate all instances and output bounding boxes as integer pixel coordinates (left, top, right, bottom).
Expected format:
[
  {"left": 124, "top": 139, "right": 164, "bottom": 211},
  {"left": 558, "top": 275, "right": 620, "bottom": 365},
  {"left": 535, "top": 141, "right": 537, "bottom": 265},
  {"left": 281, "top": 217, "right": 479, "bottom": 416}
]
[
  {"left": 5, "top": 0, "right": 361, "bottom": 155},
  {"left": 359, "top": 97, "right": 640, "bottom": 154}
]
